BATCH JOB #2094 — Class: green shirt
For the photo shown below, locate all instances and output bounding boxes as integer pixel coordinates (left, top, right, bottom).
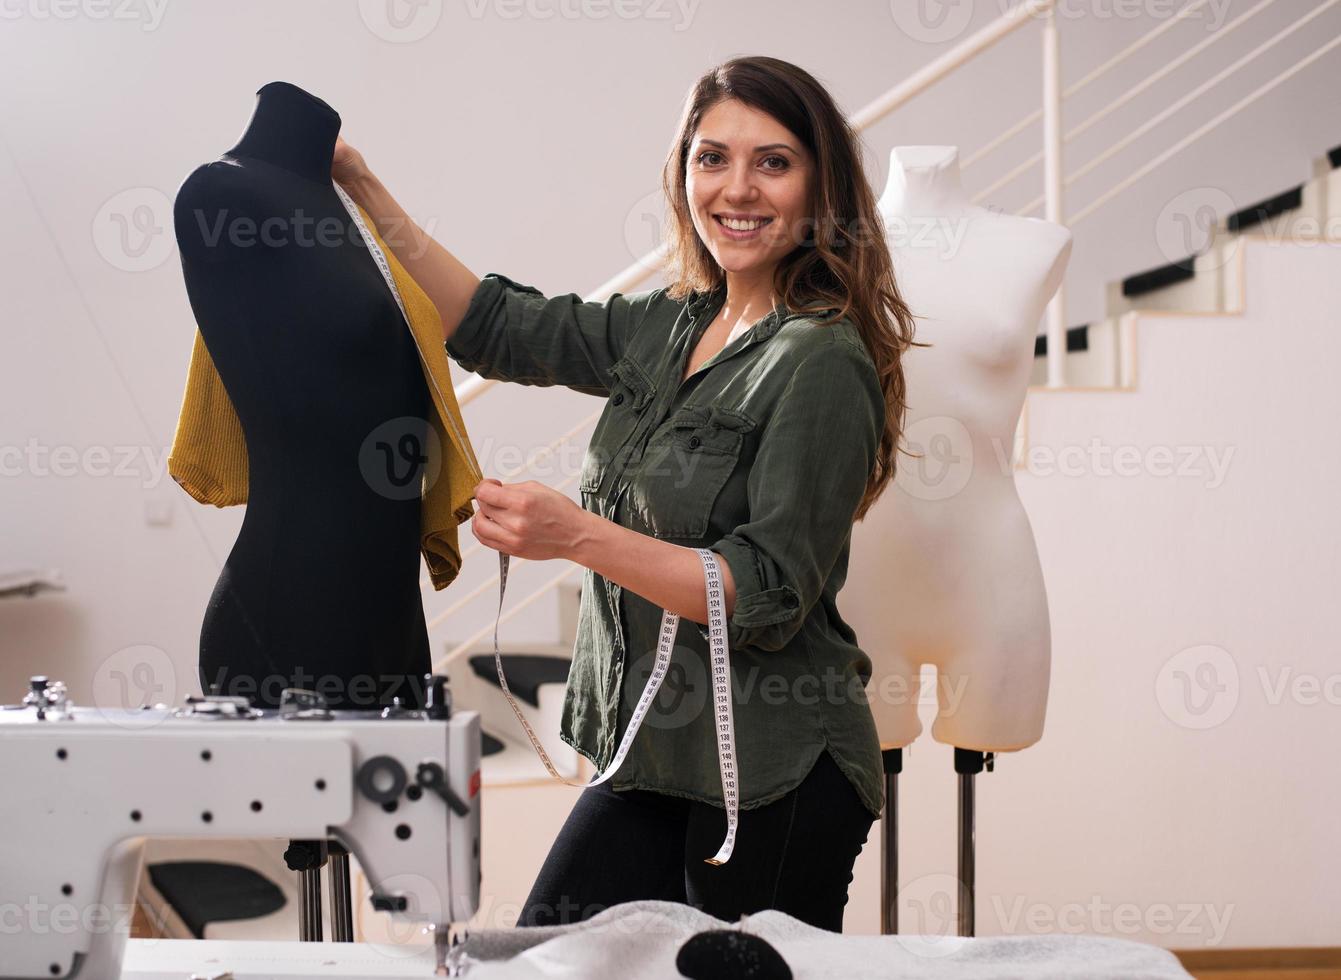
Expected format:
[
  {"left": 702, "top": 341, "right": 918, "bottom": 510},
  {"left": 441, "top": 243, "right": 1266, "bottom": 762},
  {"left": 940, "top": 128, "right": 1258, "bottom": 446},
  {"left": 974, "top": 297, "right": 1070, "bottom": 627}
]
[{"left": 446, "top": 272, "right": 886, "bottom": 819}]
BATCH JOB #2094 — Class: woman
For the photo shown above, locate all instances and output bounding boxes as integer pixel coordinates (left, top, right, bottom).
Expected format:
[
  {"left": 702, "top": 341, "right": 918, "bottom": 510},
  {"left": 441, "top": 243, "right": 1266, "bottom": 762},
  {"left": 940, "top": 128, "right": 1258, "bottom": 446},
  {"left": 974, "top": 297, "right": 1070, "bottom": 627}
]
[{"left": 334, "top": 55, "right": 919, "bottom": 932}]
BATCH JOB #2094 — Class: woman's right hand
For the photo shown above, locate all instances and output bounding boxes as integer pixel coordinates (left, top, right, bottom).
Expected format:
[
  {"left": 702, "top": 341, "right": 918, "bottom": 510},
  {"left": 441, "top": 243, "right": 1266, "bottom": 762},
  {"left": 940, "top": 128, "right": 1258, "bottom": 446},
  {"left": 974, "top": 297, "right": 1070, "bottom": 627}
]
[{"left": 332, "top": 137, "right": 371, "bottom": 192}]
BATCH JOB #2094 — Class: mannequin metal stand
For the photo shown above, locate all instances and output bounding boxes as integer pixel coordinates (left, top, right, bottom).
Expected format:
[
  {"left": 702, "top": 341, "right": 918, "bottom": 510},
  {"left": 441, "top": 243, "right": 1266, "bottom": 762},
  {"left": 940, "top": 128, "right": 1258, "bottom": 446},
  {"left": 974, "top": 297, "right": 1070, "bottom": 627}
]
[
  {"left": 954, "top": 748, "right": 994, "bottom": 937},
  {"left": 285, "top": 839, "right": 354, "bottom": 941},
  {"left": 879, "top": 748, "right": 902, "bottom": 934}
]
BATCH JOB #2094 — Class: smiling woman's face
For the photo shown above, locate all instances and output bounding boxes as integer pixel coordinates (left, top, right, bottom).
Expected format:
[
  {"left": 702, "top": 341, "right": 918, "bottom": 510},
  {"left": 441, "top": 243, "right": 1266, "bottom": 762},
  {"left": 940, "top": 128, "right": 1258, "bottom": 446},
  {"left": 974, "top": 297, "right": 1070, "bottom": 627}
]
[{"left": 686, "top": 98, "right": 812, "bottom": 285}]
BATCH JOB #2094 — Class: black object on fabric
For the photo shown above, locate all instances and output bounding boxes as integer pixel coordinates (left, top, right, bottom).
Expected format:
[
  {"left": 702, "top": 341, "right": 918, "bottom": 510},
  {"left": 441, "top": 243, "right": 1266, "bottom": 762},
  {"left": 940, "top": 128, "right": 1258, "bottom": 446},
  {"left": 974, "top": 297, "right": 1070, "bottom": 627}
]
[
  {"left": 173, "top": 81, "right": 431, "bottom": 710},
  {"left": 676, "top": 930, "right": 792, "bottom": 980}
]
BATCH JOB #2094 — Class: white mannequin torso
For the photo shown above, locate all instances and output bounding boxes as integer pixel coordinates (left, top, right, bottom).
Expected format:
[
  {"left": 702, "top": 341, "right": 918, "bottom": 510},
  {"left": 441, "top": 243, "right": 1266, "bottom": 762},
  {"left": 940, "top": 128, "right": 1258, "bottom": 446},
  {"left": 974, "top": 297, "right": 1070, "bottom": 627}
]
[{"left": 845, "top": 145, "right": 1072, "bottom": 751}]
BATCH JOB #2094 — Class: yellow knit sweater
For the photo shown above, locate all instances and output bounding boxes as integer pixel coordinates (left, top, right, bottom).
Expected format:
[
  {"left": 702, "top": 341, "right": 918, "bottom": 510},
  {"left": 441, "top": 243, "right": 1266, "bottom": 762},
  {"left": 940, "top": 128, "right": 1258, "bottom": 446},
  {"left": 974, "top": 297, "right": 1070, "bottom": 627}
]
[{"left": 166, "top": 202, "right": 482, "bottom": 590}]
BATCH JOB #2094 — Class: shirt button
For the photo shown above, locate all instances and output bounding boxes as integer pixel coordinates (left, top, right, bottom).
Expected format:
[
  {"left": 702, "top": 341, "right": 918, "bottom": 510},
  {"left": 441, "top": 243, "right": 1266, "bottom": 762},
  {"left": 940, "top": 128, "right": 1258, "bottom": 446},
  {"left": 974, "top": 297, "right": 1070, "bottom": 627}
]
[
  {"left": 612, "top": 393, "right": 625, "bottom": 406},
  {"left": 783, "top": 593, "right": 799, "bottom": 608},
  {"left": 688, "top": 435, "right": 701, "bottom": 449}
]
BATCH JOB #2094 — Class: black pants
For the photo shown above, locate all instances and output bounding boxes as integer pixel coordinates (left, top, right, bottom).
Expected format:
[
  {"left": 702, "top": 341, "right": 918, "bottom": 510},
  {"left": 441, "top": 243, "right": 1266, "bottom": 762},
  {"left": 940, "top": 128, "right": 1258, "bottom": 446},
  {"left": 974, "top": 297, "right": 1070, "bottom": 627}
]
[{"left": 519, "top": 748, "right": 875, "bottom": 932}]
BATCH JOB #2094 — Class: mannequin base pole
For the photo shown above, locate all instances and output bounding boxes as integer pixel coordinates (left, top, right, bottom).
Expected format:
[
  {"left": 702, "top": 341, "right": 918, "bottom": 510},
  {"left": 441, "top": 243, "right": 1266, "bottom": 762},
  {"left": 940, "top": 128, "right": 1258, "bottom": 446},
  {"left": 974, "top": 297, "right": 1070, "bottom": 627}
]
[
  {"left": 954, "top": 749, "right": 994, "bottom": 938},
  {"left": 879, "top": 748, "right": 903, "bottom": 934}
]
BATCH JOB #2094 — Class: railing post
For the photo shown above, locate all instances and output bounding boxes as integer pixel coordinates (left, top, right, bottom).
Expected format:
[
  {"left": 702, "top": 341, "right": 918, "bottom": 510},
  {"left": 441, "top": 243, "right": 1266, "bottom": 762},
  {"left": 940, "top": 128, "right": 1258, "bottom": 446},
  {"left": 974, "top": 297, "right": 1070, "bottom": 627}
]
[{"left": 1042, "top": 1, "right": 1067, "bottom": 387}]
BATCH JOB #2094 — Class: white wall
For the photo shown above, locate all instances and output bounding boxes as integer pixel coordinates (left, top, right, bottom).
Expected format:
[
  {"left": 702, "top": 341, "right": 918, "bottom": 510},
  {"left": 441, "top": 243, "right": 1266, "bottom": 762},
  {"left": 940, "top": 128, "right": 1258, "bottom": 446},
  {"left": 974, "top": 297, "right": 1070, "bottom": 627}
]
[{"left": 1, "top": 0, "right": 1339, "bottom": 951}]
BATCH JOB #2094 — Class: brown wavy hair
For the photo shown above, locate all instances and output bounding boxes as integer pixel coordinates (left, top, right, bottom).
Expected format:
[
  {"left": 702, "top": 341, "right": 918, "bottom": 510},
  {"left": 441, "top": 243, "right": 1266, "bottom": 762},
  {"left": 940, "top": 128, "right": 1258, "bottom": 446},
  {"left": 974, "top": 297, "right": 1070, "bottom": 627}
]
[{"left": 659, "top": 55, "right": 925, "bottom": 520}]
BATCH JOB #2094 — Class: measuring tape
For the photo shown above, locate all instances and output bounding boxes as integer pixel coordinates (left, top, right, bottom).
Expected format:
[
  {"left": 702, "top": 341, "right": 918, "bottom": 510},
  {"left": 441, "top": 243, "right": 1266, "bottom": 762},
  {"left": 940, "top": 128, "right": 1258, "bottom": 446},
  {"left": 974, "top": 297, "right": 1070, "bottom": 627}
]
[
  {"left": 493, "top": 547, "right": 738, "bottom": 865},
  {"left": 335, "top": 182, "right": 739, "bottom": 864},
  {"left": 333, "top": 180, "right": 482, "bottom": 485}
]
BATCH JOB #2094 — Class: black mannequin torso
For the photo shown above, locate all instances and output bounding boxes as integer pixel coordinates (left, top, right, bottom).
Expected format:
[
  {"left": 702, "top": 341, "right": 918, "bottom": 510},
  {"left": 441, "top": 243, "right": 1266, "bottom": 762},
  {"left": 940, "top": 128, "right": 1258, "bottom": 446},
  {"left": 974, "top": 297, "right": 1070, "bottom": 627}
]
[{"left": 173, "top": 81, "right": 430, "bottom": 709}]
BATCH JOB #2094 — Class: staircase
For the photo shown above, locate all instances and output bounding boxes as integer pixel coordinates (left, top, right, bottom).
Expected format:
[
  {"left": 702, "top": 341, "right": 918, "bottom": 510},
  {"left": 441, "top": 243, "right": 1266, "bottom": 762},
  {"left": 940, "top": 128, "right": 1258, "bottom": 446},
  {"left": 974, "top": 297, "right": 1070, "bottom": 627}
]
[{"left": 1027, "top": 144, "right": 1341, "bottom": 393}]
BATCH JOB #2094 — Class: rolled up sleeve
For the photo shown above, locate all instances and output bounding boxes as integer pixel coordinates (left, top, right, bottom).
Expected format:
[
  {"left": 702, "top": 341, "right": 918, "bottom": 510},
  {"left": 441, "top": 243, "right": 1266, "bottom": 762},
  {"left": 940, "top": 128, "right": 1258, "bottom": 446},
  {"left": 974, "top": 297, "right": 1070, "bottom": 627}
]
[
  {"left": 698, "top": 339, "right": 883, "bottom": 652},
  {"left": 445, "top": 272, "right": 661, "bottom": 396}
]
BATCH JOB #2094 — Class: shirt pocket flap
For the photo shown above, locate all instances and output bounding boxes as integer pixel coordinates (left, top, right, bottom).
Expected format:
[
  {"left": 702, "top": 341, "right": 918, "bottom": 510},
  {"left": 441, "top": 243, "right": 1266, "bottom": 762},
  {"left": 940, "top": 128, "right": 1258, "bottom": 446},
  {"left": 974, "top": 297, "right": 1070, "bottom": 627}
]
[
  {"left": 606, "top": 356, "right": 655, "bottom": 411},
  {"left": 706, "top": 406, "right": 756, "bottom": 433}
]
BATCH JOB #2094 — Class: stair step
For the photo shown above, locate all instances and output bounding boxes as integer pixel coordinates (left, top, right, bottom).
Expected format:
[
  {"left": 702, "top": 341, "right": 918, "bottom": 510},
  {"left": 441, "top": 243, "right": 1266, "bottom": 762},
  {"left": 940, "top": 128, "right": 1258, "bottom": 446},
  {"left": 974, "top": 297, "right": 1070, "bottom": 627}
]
[
  {"left": 1226, "top": 184, "right": 1302, "bottom": 233},
  {"left": 468, "top": 653, "right": 571, "bottom": 708},
  {"left": 1122, "top": 256, "right": 1196, "bottom": 298}
]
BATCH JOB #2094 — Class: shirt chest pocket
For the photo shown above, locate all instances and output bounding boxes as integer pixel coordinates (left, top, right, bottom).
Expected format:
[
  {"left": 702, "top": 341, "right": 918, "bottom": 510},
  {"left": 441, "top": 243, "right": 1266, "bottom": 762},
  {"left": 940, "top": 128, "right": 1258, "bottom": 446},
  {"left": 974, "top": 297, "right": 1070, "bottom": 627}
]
[
  {"left": 580, "top": 355, "right": 656, "bottom": 496},
  {"left": 628, "top": 405, "right": 756, "bottom": 540}
]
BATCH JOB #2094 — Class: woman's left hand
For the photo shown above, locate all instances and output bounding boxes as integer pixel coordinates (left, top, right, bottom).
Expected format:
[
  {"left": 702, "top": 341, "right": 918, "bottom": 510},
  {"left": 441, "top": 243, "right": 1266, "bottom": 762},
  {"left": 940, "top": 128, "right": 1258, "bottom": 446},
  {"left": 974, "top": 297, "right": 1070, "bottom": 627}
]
[{"left": 471, "top": 478, "right": 591, "bottom": 561}]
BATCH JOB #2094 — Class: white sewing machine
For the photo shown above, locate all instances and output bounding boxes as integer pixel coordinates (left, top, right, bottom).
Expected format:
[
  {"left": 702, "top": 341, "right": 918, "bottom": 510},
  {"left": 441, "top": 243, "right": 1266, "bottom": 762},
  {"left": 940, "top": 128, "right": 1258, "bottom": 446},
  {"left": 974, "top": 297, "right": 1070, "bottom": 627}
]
[{"left": 0, "top": 675, "right": 481, "bottom": 979}]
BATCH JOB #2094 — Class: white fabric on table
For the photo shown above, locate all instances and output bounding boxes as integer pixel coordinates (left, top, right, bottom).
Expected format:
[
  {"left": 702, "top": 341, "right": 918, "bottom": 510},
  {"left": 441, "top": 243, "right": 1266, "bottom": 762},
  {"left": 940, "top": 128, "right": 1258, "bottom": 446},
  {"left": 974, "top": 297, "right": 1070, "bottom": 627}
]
[{"left": 454, "top": 900, "right": 1193, "bottom": 979}]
